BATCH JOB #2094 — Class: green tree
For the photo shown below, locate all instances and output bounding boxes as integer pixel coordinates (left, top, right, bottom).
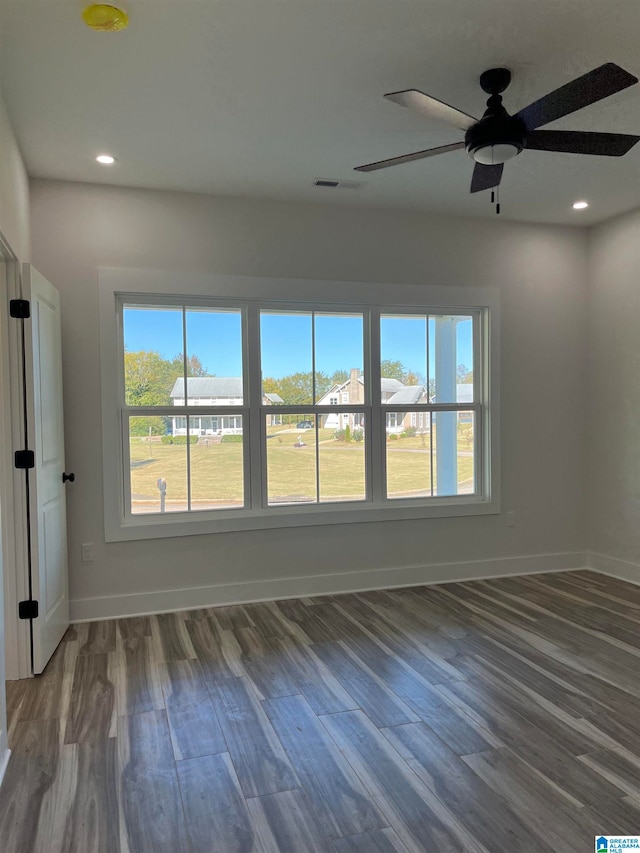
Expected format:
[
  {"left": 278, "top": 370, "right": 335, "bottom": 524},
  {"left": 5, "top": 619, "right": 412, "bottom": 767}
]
[
  {"left": 457, "top": 364, "right": 473, "bottom": 383},
  {"left": 261, "top": 371, "right": 331, "bottom": 405},
  {"left": 171, "top": 354, "right": 208, "bottom": 378},
  {"left": 125, "top": 350, "right": 209, "bottom": 436},
  {"left": 331, "top": 369, "right": 349, "bottom": 384},
  {"left": 380, "top": 359, "right": 405, "bottom": 381},
  {"left": 262, "top": 376, "right": 281, "bottom": 395}
]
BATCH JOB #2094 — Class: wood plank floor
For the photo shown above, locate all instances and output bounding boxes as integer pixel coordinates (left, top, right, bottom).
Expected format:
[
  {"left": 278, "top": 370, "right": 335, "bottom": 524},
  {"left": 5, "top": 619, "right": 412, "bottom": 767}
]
[{"left": 2, "top": 569, "right": 640, "bottom": 851}]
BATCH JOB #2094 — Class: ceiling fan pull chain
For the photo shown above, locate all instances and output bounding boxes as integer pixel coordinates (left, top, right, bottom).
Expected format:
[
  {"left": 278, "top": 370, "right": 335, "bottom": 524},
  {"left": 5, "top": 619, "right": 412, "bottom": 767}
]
[
  {"left": 496, "top": 183, "right": 501, "bottom": 215},
  {"left": 491, "top": 190, "right": 495, "bottom": 203}
]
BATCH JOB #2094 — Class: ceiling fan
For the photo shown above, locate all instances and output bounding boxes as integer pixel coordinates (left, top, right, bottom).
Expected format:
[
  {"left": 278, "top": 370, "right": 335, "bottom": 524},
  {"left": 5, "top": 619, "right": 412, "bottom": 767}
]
[{"left": 354, "top": 63, "right": 640, "bottom": 205}]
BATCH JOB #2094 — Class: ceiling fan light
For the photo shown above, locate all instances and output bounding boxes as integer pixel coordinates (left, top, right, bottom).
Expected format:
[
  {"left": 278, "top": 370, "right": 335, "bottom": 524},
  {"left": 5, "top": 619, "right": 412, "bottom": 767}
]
[
  {"left": 572, "top": 200, "right": 589, "bottom": 210},
  {"left": 472, "top": 143, "right": 520, "bottom": 165}
]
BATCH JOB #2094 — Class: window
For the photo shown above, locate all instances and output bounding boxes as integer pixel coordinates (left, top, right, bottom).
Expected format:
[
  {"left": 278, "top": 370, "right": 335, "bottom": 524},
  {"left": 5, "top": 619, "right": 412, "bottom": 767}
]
[{"left": 100, "top": 270, "right": 499, "bottom": 540}]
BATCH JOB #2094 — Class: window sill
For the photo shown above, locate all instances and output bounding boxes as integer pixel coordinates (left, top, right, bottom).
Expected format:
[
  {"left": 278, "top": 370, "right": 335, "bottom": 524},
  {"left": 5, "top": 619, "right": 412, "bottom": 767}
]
[{"left": 106, "top": 496, "right": 500, "bottom": 542}]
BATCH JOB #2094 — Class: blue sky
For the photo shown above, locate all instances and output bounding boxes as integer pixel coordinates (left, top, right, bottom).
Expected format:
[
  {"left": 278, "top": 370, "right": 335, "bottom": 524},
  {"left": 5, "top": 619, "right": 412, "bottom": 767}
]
[{"left": 124, "top": 307, "right": 473, "bottom": 379}]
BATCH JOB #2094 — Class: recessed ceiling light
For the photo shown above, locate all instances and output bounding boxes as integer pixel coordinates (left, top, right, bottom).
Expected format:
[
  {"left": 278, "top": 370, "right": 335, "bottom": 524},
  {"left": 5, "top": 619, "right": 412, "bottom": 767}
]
[
  {"left": 572, "top": 200, "right": 589, "bottom": 210},
  {"left": 83, "top": 5, "right": 129, "bottom": 32},
  {"left": 96, "top": 153, "right": 116, "bottom": 165}
]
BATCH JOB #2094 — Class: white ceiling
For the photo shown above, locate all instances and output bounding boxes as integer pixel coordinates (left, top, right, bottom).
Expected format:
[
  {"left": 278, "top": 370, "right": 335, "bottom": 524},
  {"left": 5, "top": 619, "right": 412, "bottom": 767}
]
[{"left": 1, "top": 0, "right": 639, "bottom": 225}]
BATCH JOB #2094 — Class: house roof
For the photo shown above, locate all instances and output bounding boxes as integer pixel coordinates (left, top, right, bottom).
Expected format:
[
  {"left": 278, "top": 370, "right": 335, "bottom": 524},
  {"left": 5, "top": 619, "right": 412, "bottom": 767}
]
[
  {"left": 386, "top": 385, "right": 428, "bottom": 405},
  {"left": 380, "top": 377, "right": 405, "bottom": 392},
  {"left": 455, "top": 383, "right": 474, "bottom": 403},
  {"left": 170, "top": 376, "right": 474, "bottom": 403},
  {"left": 170, "top": 377, "right": 243, "bottom": 398}
]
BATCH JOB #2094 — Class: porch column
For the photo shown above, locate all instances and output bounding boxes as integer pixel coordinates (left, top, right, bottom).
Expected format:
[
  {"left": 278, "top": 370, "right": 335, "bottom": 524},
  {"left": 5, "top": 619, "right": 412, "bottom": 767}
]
[{"left": 434, "top": 316, "right": 458, "bottom": 495}]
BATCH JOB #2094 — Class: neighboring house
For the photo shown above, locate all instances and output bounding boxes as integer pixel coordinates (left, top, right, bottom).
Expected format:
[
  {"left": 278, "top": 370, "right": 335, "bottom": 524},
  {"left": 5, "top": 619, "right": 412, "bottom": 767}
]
[
  {"left": 316, "top": 369, "right": 428, "bottom": 433},
  {"left": 318, "top": 369, "right": 473, "bottom": 434},
  {"left": 264, "top": 392, "right": 284, "bottom": 425},
  {"left": 385, "top": 384, "right": 430, "bottom": 433},
  {"left": 317, "top": 369, "right": 366, "bottom": 431},
  {"left": 169, "top": 377, "right": 283, "bottom": 434},
  {"left": 170, "top": 373, "right": 472, "bottom": 436}
]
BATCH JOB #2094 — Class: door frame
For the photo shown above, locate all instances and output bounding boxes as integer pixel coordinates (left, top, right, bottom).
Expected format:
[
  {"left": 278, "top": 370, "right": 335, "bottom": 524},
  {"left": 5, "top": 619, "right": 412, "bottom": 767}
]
[{"left": 0, "top": 231, "right": 32, "bottom": 681}]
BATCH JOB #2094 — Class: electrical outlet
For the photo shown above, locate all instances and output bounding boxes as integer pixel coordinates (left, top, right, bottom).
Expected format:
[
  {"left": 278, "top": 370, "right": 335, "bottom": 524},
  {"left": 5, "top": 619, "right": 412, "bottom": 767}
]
[
  {"left": 81, "top": 542, "right": 94, "bottom": 562},
  {"left": 506, "top": 511, "right": 516, "bottom": 528}
]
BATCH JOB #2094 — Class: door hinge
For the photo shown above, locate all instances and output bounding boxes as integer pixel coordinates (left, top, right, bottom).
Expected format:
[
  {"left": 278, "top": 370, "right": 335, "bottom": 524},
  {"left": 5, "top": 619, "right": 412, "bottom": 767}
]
[
  {"left": 19, "top": 599, "right": 39, "bottom": 620},
  {"left": 14, "top": 449, "right": 35, "bottom": 469},
  {"left": 9, "top": 299, "right": 30, "bottom": 319}
]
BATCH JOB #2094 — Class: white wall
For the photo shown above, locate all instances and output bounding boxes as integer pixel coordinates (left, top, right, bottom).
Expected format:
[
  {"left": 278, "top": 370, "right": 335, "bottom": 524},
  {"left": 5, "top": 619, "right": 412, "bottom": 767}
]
[
  {"left": 0, "top": 88, "right": 30, "bottom": 778},
  {"left": 0, "top": 95, "right": 29, "bottom": 262},
  {"left": 30, "top": 179, "right": 589, "bottom": 619},
  {"left": 587, "top": 209, "right": 640, "bottom": 583}
]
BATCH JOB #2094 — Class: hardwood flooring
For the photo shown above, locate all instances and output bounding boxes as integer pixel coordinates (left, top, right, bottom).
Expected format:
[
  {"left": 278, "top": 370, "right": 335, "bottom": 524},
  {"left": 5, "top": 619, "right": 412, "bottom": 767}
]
[{"left": 2, "top": 569, "right": 640, "bottom": 851}]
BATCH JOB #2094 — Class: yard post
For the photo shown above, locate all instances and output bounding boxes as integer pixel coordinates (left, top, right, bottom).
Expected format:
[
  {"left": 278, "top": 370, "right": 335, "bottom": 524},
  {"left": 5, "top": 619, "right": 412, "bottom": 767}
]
[{"left": 157, "top": 477, "right": 167, "bottom": 513}]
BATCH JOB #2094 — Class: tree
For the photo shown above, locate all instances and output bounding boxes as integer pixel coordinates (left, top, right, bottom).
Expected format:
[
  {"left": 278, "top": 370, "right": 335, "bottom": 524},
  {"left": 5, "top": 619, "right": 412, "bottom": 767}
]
[
  {"left": 457, "top": 364, "right": 473, "bottom": 383},
  {"left": 260, "top": 371, "right": 331, "bottom": 405},
  {"left": 171, "top": 354, "right": 208, "bottom": 378},
  {"left": 380, "top": 359, "right": 406, "bottom": 381},
  {"left": 331, "top": 369, "right": 349, "bottom": 384},
  {"left": 262, "top": 376, "right": 281, "bottom": 395},
  {"left": 125, "top": 350, "right": 210, "bottom": 436}
]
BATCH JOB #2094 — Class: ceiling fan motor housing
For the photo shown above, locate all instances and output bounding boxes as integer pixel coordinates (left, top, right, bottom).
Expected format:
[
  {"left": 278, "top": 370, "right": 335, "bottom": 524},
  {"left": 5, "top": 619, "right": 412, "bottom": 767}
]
[
  {"left": 465, "top": 107, "right": 527, "bottom": 165},
  {"left": 466, "top": 69, "right": 526, "bottom": 165}
]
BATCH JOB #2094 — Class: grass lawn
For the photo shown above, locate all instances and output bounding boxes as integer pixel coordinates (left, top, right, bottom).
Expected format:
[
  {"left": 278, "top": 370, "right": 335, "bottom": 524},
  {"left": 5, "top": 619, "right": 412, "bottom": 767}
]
[{"left": 129, "top": 427, "right": 474, "bottom": 512}]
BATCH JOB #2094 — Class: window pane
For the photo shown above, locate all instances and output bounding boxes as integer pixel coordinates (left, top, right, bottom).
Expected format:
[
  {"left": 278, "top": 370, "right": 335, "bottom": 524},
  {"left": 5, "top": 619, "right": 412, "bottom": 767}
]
[
  {"left": 318, "top": 412, "right": 366, "bottom": 502},
  {"left": 432, "top": 410, "right": 476, "bottom": 496},
  {"left": 128, "top": 416, "right": 188, "bottom": 514},
  {"left": 261, "top": 311, "right": 312, "bottom": 405},
  {"left": 184, "top": 308, "right": 243, "bottom": 406},
  {"left": 314, "top": 313, "right": 364, "bottom": 403},
  {"left": 429, "top": 314, "right": 474, "bottom": 404},
  {"left": 189, "top": 416, "right": 244, "bottom": 511},
  {"left": 266, "top": 415, "right": 316, "bottom": 505},
  {"left": 123, "top": 305, "right": 184, "bottom": 406},
  {"left": 380, "top": 314, "right": 428, "bottom": 405},
  {"left": 386, "top": 412, "right": 432, "bottom": 499}
]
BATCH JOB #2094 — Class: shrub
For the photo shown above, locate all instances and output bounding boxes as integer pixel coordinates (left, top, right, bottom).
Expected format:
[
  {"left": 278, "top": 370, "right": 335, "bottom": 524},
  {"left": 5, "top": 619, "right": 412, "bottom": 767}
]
[
  {"left": 352, "top": 429, "right": 364, "bottom": 442},
  {"left": 344, "top": 424, "right": 352, "bottom": 443},
  {"left": 221, "top": 434, "right": 243, "bottom": 443},
  {"left": 130, "top": 416, "right": 167, "bottom": 436},
  {"left": 334, "top": 429, "right": 345, "bottom": 441},
  {"left": 402, "top": 426, "right": 417, "bottom": 437},
  {"left": 388, "top": 433, "right": 399, "bottom": 441},
  {"left": 161, "top": 435, "right": 199, "bottom": 445}
]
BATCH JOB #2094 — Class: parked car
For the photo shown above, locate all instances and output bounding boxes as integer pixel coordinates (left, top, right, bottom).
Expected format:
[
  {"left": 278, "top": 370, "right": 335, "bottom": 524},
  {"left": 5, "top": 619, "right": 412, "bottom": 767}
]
[{"left": 296, "top": 420, "right": 314, "bottom": 429}]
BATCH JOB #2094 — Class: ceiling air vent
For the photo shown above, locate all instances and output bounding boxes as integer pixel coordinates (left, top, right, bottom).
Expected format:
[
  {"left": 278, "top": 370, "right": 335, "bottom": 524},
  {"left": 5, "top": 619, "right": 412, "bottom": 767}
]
[{"left": 314, "top": 178, "right": 363, "bottom": 189}]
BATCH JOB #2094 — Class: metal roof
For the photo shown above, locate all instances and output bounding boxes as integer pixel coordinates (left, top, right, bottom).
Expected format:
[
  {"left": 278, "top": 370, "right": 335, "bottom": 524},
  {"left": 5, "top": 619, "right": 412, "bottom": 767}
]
[
  {"left": 385, "top": 385, "right": 428, "bottom": 405},
  {"left": 170, "top": 377, "right": 243, "bottom": 398}
]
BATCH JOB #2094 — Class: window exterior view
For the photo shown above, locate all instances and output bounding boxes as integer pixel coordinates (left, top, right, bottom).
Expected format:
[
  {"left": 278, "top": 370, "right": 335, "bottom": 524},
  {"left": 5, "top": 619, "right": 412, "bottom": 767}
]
[{"left": 121, "top": 300, "right": 484, "bottom": 519}]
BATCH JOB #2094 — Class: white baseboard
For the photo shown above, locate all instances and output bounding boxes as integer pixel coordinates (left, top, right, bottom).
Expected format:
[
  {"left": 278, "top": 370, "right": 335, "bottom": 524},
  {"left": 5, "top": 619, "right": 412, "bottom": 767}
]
[
  {"left": 0, "top": 748, "right": 11, "bottom": 789},
  {"left": 70, "top": 550, "right": 586, "bottom": 622},
  {"left": 587, "top": 551, "right": 640, "bottom": 586}
]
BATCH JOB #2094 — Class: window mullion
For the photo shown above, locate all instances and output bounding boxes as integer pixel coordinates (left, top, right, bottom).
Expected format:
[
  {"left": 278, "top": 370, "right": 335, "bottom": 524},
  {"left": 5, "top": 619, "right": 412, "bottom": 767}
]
[
  {"left": 246, "top": 304, "right": 264, "bottom": 509},
  {"left": 182, "top": 306, "right": 192, "bottom": 512}
]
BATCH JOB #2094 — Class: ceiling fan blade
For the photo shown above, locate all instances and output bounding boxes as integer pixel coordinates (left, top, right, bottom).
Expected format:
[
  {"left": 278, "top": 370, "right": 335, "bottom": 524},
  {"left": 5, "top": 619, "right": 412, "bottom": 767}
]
[
  {"left": 385, "top": 89, "right": 478, "bottom": 131},
  {"left": 526, "top": 129, "right": 640, "bottom": 156},
  {"left": 470, "top": 162, "right": 503, "bottom": 193},
  {"left": 516, "top": 63, "right": 638, "bottom": 132},
  {"left": 354, "top": 141, "right": 465, "bottom": 173}
]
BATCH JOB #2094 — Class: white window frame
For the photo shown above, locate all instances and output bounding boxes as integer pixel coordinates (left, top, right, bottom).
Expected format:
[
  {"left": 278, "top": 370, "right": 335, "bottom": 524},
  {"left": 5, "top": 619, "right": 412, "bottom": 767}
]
[{"left": 99, "top": 268, "right": 500, "bottom": 541}]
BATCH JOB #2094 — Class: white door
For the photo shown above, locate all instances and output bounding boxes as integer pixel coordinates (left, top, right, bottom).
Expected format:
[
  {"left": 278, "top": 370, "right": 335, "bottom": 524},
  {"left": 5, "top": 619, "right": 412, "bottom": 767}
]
[{"left": 23, "top": 264, "right": 70, "bottom": 673}]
